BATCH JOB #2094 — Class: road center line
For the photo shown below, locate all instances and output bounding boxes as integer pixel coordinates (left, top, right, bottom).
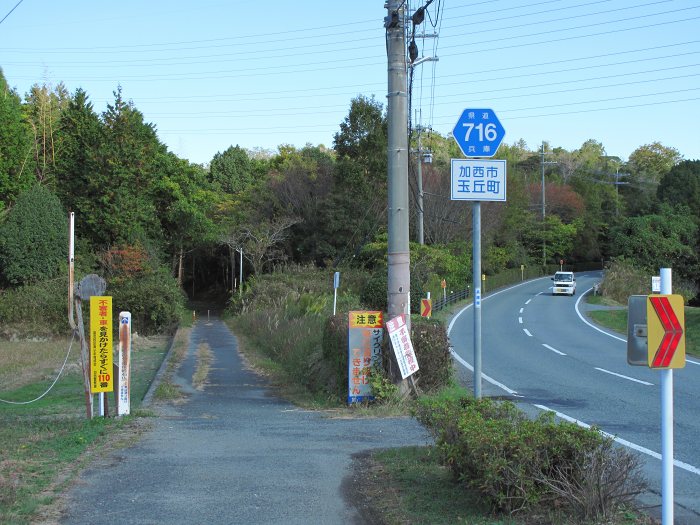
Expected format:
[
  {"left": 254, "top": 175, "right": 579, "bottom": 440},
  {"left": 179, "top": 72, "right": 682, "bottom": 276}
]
[
  {"left": 519, "top": 307, "right": 524, "bottom": 313},
  {"left": 525, "top": 299, "right": 532, "bottom": 305},
  {"left": 535, "top": 404, "right": 700, "bottom": 477},
  {"left": 595, "top": 367, "right": 653, "bottom": 385},
  {"left": 523, "top": 328, "right": 532, "bottom": 337},
  {"left": 542, "top": 344, "right": 566, "bottom": 356},
  {"left": 518, "top": 317, "right": 523, "bottom": 324}
]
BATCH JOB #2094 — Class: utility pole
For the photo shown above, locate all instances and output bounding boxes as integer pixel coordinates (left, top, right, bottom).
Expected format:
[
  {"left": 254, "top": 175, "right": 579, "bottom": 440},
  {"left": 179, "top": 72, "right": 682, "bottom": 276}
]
[
  {"left": 385, "top": 0, "right": 411, "bottom": 323},
  {"left": 540, "top": 141, "right": 556, "bottom": 269},
  {"left": 407, "top": 3, "right": 438, "bottom": 246},
  {"left": 413, "top": 119, "right": 428, "bottom": 245}
]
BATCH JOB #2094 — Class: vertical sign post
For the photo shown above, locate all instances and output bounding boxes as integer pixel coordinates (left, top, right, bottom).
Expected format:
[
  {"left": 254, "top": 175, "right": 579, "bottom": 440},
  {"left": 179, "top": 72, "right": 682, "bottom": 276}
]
[
  {"left": 451, "top": 108, "right": 506, "bottom": 399},
  {"left": 117, "top": 312, "right": 132, "bottom": 416},
  {"left": 333, "top": 271, "right": 340, "bottom": 316},
  {"left": 659, "top": 268, "right": 675, "bottom": 525}
]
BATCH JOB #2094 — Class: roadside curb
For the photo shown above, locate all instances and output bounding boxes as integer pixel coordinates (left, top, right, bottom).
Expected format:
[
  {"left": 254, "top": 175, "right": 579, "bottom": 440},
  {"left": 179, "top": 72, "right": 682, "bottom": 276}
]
[{"left": 141, "top": 327, "right": 180, "bottom": 407}]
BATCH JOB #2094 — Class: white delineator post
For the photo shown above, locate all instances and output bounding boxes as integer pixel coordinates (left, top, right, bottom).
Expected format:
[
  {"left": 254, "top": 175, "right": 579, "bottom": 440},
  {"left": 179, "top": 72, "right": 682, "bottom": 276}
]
[
  {"left": 659, "top": 267, "right": 673, "bottom": 525},
  {"left": 117, "top": 312, "right": 132, "bottom": 416}
]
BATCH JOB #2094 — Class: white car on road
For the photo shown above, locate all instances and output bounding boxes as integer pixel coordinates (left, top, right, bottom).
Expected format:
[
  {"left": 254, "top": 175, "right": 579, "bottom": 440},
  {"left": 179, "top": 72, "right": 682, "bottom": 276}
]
[{"left": 551, "top": 271, "right": 576, "bottom": 296}]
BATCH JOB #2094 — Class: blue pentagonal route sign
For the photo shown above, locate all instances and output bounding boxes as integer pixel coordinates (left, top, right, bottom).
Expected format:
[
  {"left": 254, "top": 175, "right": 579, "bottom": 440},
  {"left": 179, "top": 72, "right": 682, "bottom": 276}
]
[{"left": 452, "top": 108, "right": 505, "bottom": 158}]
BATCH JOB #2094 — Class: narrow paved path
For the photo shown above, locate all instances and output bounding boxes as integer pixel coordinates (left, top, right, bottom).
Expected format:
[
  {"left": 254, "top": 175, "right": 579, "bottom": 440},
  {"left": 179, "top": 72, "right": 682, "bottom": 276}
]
[{"left": 61, "top": 318, "right": 431, "bottom": 525}]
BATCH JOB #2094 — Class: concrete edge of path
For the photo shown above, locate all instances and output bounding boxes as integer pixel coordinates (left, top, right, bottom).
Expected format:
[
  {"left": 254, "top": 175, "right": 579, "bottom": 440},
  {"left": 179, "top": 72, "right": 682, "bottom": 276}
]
[{"left": 141, "top": 329, "right": 181, "bottom": 407}]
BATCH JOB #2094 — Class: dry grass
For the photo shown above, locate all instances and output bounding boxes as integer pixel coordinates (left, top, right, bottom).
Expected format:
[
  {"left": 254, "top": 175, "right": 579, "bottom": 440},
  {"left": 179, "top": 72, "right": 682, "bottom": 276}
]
[
  {"left": 0, "top": 336, "right": 78, "bottom": 392},
  {"left": 0, "top": 334, "right": 169, "bottom": 395},
  {"left": 193, "top": 343, "right": 213, "bottom": 390}
]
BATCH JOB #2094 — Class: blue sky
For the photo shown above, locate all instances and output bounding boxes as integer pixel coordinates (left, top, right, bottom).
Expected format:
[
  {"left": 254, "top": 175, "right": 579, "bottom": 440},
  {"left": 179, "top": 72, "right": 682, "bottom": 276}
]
[{"left": 1, "top": 0, "right": 699, "bottom": 165}]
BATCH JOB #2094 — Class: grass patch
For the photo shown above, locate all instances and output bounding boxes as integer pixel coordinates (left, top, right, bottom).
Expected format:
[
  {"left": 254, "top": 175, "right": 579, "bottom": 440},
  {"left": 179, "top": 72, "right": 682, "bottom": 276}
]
[
  {"left": 193, "top": 343, "right": 213, "bottom": 390},
  {"left": 230, "top": 321, "right": 411, "bottom": 417},
  {"left": 350, "top": 446, "right": 512, "bottom": 525},
  {"left": 588, "top": 309, "right": 628, "bottom": 334},
  {"left": 355, "top": 445, "right": 652, "bottom": 525},
  {"left": 0, "top": 333, "right": 172, "bottom": 524},
  {"left": 587, "top": 294, "right": 624, "bottom": 307},
  {"left": 587, "top": 305, "right": 699, "bottom": 358},
  {"left": 151, "top": 328, "right": 191, "bottom": 402}
]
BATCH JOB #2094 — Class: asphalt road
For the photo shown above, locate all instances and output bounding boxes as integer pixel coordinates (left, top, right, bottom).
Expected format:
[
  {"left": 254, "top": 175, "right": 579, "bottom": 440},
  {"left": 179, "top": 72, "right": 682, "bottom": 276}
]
[
  {"left": 448, "top": 272, "right": 700, "bottom": 524},
  {"left": 60, "top": 318, "right": 431, "bottom": 525}
]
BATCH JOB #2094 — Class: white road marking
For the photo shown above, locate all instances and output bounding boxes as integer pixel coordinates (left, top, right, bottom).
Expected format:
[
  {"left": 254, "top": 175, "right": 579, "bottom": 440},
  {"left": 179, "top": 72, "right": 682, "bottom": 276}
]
[
  {"left": 535, "top": 404, "right": 700, "bottom": 477},
  {"left": 574, "top": 288, "right": 626, "bottom": 342},
  {"left": 687, "top": 359, "right": 700, "bottom": 366},
  {"left": 542, "top": 344, "right": 566, "bottom": 356},
  {"left": 519, "top": 307, "right": 524, "bottom": 314},
  {"left": 446, "top": 279, "right": 547, "bottom": 397},
  {"left": 449, "top": 349, "right": 520, "bottom": 396},
  {"left": 594, "top": 367, "right": 653, "bottom": 385},
  {"left": 523, "top": 329, "right": 532, "bottom": 337},
  {"left": 518, "top": 317, "right": 523, "bottom": 324},
  {"left": 525, "top": 299, "right": 532, "bottom": 305}
]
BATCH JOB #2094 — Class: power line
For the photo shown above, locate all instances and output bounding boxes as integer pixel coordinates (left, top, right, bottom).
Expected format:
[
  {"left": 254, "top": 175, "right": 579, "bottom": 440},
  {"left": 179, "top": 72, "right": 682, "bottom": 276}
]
[{"left": 0, "top": 0, "right": 23, "bottom": 26}]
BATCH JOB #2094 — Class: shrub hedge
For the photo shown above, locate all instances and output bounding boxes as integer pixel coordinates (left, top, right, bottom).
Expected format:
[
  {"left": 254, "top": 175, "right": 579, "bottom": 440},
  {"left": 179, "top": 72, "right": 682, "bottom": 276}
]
[{"left": 413, "top": 394, "right": 646, "bottom": 520}]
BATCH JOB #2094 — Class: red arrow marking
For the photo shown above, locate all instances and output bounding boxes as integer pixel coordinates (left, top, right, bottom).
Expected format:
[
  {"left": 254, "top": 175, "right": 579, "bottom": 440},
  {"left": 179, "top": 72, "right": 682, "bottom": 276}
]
[{"left": 650, "top": 296, "right": 683, "bottom": 367}]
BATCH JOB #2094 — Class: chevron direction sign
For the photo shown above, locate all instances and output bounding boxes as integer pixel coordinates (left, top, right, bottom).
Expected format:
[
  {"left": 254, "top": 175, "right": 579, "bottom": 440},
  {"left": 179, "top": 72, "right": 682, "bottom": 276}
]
[{"left": 647, "top": 294, "right": 685, "bottom": 369}]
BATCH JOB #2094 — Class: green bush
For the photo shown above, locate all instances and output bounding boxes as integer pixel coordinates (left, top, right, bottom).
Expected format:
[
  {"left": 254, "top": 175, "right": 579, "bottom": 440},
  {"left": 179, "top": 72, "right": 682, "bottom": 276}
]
[
  {"left": 314, "top": 314, "right": 349, "bottom": 401},
  {"left": 0, "top": 185, "right": 68, "bottom": 286},
  {"left": 359, "top": 270, "right": 423, "bottom": 314},
  {"left": 0, "top": 277, "right": 69, "bottom": 336},
  {"left": 413, "top": 395, "right": 646, "bottom": 519},
  {"left": 107, "top": 267, "right": 186, "bottom": 335},
  {"left": 228, "top": 264, "right": 367, "bottom": 316},
  {"left": 602, "top": 258, "right": 698, "bottom": 304},
  {"left": 410, "top": 317, "right": 453, "bottom": 392}
]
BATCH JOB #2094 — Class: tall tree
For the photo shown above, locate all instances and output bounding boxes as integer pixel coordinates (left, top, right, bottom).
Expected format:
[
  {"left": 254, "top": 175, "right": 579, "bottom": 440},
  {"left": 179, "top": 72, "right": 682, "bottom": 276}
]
[
  {"left": 623, "top": 142, "right": 683, "bottom": 216},
  {"left": 267, "top": 144, "right": 335, "bottom": 264},
  {"left": 657, "top": 160, "right": 700, "bottom": 225},
  {"left": 24, "top": 82, "right": 70, "bottom": 185},
  {"left": 609, "top": 204, "right": 698, "bottom": 281},
  {"left": 153, "top": 153, "right": 219, "bottom": 285},
  {"left": 209, "top": 145, "right": 260, "bottom": 195},
  {"left": 333, "top": 95, "right": 387, "bottom": 185},
  {"left": 0, "top": 184, "right": 67, "bottom": 285},
  {"left": 0, "top": 69, "right": 34, "bottom": 212},
  {"left": 53, "top": 89, "right": 102, "bottom": 221},
  {"left": 95, "top": 86, "right": 166, "bottom": 246}
]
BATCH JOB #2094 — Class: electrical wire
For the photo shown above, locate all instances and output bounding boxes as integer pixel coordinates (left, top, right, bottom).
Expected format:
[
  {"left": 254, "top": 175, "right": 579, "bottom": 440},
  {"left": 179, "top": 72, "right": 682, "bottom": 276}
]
[{"left": 0, "top": 0, "right": 23, "bottom": 26}]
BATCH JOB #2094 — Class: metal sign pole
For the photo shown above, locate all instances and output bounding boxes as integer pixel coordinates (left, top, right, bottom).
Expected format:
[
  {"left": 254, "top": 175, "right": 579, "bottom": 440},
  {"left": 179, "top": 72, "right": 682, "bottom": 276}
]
[
  {"left": 659, "top": 267, "right": 673, "bottom": 525},
  {"left": 473, "top": 201, "right": 482, "bottom": 399}
]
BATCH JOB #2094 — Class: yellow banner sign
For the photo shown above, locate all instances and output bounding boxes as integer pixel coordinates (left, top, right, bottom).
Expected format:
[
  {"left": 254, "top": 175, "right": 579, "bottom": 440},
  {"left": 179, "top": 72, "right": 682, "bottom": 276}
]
[
  {"left": 90, "top": 296, "right": 113, "bottom": 392},
  {"left": 349, "top": 311, "right": 383, "bottom": 328}
]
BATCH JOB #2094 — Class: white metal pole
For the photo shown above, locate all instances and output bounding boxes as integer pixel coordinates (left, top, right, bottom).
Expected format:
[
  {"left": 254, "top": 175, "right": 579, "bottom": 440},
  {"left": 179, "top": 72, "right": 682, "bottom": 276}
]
[
  {"left": 473, "top": 202, "right": 482, "bottom": 398},
  {"left": 239, "top": 249, "right": 243, "bottom": 296},
  {"left": 118, "top": 312, "right": 132, "bottom": 416},
  {"left": 659, "top": 267, "right": 673, "bottom": 525},
  {"left": 68, "top": 213, "right": 76, "bottom": 330}
]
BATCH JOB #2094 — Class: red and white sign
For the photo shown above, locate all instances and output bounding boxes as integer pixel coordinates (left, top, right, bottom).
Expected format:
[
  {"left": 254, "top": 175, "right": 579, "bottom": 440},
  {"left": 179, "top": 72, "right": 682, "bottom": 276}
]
[
  {"left": 386, "top": 314, "right": 419, "bottom": 379},
  {"left": 647, "top": 295, "right": 685, "bottom": 369}
]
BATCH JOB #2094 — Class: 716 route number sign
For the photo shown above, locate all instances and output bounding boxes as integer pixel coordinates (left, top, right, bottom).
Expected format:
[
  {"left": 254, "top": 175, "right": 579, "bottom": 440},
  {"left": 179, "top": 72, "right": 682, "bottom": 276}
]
[{"left": 452, "top": 108, "right": 505, "bottom": 158}]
